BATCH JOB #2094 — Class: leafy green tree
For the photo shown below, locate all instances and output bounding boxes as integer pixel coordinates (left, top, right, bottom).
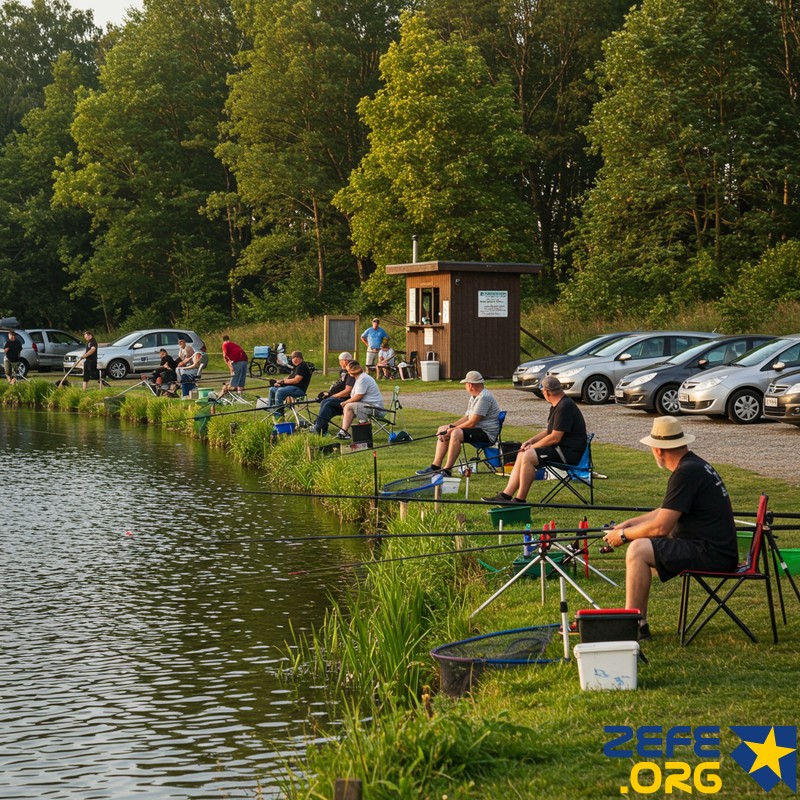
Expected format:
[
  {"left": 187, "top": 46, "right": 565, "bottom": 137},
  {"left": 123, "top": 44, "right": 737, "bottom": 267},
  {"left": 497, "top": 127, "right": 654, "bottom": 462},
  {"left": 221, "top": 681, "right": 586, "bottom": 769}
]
[
  {"left": 0, "top": 0, "right": 101, "bottom": 141},
  {"left": 53, "top": 0, "right": 241, "bottom": 330},
  {"left": 336, "top": 12, "right": 534, "bottom": 271},
  {"left": 219, "top": 0, "right": 403, "bottom": 320},
  {"left": 0, "top": 53, "right": 94, "bottom": 327},
  {"left": 565, "top": 0, "right": 800, "bottom": 317}
]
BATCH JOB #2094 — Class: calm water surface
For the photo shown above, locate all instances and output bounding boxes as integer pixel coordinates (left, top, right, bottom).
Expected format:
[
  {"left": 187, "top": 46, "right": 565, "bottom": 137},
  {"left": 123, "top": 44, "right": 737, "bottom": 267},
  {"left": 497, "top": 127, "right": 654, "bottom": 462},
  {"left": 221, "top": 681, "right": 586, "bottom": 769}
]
[{"left": 0, "top": 409, "right": 365, "bottom": 799}]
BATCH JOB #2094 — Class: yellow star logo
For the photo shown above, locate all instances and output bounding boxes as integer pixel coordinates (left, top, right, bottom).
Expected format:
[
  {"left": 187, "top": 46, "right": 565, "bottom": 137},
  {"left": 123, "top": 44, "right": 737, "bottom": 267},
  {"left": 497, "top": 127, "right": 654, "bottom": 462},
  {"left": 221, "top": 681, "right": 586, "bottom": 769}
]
[{"left": 743, "top": 728, "right": 796, "bottom": 778}]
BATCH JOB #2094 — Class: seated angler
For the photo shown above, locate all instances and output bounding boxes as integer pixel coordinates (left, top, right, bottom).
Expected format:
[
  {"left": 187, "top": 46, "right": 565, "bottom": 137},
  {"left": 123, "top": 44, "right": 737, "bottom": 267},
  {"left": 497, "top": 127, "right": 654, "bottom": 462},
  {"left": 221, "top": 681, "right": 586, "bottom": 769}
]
[
  {"left": 312, "top": 352, "right": 354, "bottom": 435},
  {"left": 483, "top": 375, "right": 586, "bottom": 503},
  {"left": 336, "top": 361, "right": 384, "bottom": 440},
  {"left": 415, "top": 370, "right": 501, "bottom": 477},
  {"left": 267, "top": 350, "right": 312, "bottom": 417},
  {"left": 150, "top": 349, "right": 178, "bottom": 390}
]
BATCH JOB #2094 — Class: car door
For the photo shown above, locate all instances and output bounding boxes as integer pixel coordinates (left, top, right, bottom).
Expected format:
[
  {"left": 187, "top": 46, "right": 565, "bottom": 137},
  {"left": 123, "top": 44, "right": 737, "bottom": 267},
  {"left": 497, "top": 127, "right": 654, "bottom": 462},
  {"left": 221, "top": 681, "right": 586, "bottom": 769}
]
[
  {"left": 130, "top": 332, "right": 161, "bottom": 371},
  {"left": 610, "top": 335, "right": 669, "bottom": 384},
  {"left": 35, "top": 330, "right": 81, "bottom": 368},
  {"left": 764, "top": 341, "right": 800, "bottom": 383},
  {"left": 158, "top": 331, "right": 184, "bottom": 359}
]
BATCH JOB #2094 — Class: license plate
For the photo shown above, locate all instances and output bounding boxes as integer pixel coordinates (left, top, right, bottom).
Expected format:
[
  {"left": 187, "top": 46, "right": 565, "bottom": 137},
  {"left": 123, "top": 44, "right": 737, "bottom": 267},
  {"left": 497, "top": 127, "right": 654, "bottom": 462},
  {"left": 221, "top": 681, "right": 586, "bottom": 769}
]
[
  {"left": 679, "top": 392, "right": 689, "bottom": 402},
  {"left": 615, "top": 389, "right": 623, "bottom": 398},
  {"left": 765, "top": 396, "right": 778, "bottom": 407}
]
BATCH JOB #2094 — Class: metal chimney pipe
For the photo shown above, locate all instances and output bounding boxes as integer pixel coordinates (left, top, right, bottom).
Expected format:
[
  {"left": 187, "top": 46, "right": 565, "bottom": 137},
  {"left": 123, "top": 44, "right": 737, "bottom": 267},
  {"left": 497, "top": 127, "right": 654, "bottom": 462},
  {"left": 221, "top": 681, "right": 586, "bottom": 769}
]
[{"left": 412, "top": 235, "right": 418, "bottom": 263}]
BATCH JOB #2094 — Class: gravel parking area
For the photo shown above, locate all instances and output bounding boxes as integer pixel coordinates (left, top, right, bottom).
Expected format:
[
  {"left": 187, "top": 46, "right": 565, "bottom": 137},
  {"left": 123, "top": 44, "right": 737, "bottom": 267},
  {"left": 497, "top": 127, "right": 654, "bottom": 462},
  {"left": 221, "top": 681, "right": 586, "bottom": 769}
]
[{"left": 401, "top": 388, "right": 800, "bottom": 486}]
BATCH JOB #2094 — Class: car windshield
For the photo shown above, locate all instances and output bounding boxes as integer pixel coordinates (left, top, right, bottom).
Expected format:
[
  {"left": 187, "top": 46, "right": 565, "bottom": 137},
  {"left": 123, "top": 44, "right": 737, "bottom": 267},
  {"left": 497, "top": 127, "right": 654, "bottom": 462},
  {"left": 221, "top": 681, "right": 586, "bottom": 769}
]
[
  {"left": 110, "top": 332, "right": 145, "bottom": 347},
  {"left": 592, "top": 335, "right": 641, "bottom": 357},
  {"left": 565, "top": 333, "right": 626, "bottom": 357},
  {"left": 732, "top": 338, "right": 793, "bottom": 367}
]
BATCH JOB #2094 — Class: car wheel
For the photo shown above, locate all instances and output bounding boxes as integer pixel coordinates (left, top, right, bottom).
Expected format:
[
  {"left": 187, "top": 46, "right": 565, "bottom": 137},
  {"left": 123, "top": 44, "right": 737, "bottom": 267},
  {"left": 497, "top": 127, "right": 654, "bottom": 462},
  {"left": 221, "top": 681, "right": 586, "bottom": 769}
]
[
  {"left": 654, "top": 385, "right": 681, "bottom": 416},
  {"left": 17, "top": 358, "right": 29, "bottom": 378},
  {"left": 106, "top": 359, "right": 130, "bottom": 380},
  {"left": 582, "top": 375, "right": 613, "bottom": 404},
  {"left": 727, "top": 388, "right": 762, "bottom": 424}
]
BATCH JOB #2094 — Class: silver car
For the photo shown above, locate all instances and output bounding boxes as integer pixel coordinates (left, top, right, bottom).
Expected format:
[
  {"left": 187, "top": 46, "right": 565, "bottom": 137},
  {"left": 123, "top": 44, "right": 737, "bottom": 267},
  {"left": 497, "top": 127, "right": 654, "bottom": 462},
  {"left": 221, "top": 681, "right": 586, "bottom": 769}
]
[
  {"left": 63, "top": 328, "right": 206, "bottom": 380},
  {"left": 678, "top": 334, "right": 800, "bottom": 424},
  {"left": 547, "top": 331, "right": 718, "bottom": 404},
  {"left": 27, "top": 329, "right": 81, "bottom": 371}
]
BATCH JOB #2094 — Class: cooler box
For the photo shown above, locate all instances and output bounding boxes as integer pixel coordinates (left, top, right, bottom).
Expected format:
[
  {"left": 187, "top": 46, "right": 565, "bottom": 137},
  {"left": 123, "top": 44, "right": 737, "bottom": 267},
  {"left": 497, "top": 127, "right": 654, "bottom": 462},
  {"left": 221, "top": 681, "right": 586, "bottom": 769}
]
[
  {"left": 420, "top": 361, "right": 439, "bottom": 381},
  {"left": 576, "top": 609, "right": 642, "bottom": 644},
  {"left": 253, "top": 346, "right": 271, "bottom": 358},
  {"left": 574, "top": 641, "right": 639, "bottom": 690},
  {"left": 273, "top": 421, "right": 296, "bottom": 436}
]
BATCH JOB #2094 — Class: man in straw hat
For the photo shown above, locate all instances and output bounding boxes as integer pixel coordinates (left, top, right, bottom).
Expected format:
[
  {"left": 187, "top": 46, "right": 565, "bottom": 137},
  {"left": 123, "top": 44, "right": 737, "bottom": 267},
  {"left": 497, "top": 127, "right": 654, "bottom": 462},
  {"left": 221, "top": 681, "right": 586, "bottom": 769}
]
[
  {"left": 415, "top": 370, "right": 501, "bottom": 478},
  {"left": 602, "top": 416, "right": 738, "bottom": 640},
  {"left": 483, "top": 375, "right": 586, "bottom": 504}
]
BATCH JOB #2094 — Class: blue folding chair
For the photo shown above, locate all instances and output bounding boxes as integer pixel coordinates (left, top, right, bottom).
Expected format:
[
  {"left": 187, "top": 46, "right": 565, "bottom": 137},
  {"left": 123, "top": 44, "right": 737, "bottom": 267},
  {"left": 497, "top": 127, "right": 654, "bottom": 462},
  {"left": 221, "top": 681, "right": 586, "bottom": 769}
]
[
  {"left": 540, "top": 433, "right": 595, "bottom": 505},
  {"left": 460, "top": 410, "right": 507, "bottom": 473}
]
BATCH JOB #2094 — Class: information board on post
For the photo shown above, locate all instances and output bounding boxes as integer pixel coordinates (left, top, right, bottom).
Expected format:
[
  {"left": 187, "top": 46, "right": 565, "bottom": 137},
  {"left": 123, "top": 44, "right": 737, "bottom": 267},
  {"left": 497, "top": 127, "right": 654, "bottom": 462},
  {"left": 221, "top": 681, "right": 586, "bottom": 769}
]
[{"left": 323, "top": 315, "right": 359, "bottom": 375}]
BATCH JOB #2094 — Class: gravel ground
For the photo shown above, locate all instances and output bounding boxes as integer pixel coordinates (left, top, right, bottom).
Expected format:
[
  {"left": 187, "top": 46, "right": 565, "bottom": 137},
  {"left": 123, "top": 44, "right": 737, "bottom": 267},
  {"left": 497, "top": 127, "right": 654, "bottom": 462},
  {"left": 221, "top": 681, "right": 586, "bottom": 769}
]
[{"left": 400, "top": 388, "right": 800, "bottom": 486}]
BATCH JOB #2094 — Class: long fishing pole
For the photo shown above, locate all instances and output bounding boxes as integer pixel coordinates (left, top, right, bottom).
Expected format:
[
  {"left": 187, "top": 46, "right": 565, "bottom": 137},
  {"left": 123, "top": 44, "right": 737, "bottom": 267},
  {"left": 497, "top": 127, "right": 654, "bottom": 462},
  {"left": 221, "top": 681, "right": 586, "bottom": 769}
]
[
  {"left": 218, "top": 528, "right": 612, "bottom": 545},
  {"left": 157, "top": 397, "right": 324, "bottom": 426},
  {"left": 285, "top": 533, "right": 619, "bottom": 577},
  {"left": 229, "top": 486, "right": 658, "bottom": 513}
]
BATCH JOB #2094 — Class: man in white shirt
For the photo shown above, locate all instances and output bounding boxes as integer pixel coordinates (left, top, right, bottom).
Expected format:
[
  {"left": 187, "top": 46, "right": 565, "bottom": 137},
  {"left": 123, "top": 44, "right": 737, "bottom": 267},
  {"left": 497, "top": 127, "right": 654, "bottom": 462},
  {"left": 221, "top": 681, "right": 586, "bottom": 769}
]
[{"left": 336, "top": 361, "right": 385, "bottom": 439}]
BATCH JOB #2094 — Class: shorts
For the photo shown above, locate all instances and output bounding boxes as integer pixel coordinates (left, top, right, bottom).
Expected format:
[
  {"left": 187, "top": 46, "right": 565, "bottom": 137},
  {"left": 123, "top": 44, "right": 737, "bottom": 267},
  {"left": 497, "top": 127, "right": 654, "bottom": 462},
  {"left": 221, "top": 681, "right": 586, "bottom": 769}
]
[
  {"left": 83, "top": 360, "right": 98, "bottom": 380},
  {"left": 349, "top": 401, "right": 381, "bottom": 421},
  {"left": 365, "top": 348, "right": 379, "bottom": 366},
  {"left": 230, "top": 360, "right": 247, "bottom": 388},
  {"left": 534, "top": 445, "right": 567, "bottom": 465},
  {"left": 652, "top": 538, "right": 737, "bottom": 582},
  {"left": 462, "top": 428, "right": 492, "bottom": 445}
]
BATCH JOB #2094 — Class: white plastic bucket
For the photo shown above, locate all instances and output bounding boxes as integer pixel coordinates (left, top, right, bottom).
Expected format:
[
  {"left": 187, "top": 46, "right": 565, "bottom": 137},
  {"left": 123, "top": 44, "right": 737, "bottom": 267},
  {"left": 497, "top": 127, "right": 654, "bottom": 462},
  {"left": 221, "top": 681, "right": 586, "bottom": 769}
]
[
  {"left": 420, "top": 361, "right": 439, "bottom": 381},
  {"left": 574, "top": 641, "right": 639, "bottom": 690}
]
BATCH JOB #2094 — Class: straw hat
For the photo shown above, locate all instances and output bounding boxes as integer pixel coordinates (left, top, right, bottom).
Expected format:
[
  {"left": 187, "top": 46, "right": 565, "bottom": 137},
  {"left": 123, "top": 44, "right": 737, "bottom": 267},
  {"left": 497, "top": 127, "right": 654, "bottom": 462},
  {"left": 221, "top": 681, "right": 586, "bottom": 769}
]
[{"left": 640, "top": 416, "right": 695, "bottom": 449}]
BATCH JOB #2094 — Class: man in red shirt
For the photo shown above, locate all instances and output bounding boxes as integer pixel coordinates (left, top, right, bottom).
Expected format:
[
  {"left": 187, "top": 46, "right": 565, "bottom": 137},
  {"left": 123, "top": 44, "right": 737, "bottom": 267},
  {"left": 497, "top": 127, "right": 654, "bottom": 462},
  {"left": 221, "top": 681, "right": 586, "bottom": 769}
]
[{"left": 222, "top": 335, "right": 249, "bottom": 394}]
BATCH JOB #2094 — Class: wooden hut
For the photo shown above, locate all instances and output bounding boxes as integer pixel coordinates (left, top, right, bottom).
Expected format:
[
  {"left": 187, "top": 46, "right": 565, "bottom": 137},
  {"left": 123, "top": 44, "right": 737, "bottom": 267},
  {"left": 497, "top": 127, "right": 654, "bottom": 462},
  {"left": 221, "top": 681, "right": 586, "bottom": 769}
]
[{"left": 385, "top": 260, "right": 542, "bottom": 380}]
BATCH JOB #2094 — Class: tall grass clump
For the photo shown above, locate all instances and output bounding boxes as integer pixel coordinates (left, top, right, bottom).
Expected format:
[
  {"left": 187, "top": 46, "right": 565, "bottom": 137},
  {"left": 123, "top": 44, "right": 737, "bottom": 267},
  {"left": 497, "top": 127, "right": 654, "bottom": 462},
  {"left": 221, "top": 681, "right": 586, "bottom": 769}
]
[
  {"left": 265, "top": 431, "right": 323, "bottom": 491},
  {"left": 48, "top": 385, "right": 83, "bottom": 410},
  {"left": 206, "top": 409, "right": 241, "bottom": 448},
  {"left": 312, "top": 456, "right": 375, "bottom": 522},
  {"left": 283, "top": 703, "right": 544, "bottom": 799},
  {"left": 119, "top": 395, "right": 151, "bottom": 423},
  {"left": 227, "top": 415, "right": 273, "bottom": 467}
]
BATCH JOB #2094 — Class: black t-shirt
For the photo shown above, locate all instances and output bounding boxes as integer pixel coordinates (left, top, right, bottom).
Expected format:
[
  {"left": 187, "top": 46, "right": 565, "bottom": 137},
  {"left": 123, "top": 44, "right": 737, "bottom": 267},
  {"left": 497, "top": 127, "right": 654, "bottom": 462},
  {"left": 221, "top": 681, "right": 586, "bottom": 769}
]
[
  {"left": 328, "top": 367, "right": 349, "bottom": 395},
  {"left": 546, "top": 395, "right": 587, "bottom": 464},
  {"left": 4, "top": 337, "right": 22, "bottom": 361},
  {"left": 289, "top": 361, "right": 312, "bottom": 394},
  {"left": 84, "top": 337, "right": 98, "bottom": 364},
  {"left": 662, "top": 451, "right": 738, "bottom": 561},
  {"left": 161, "top": 354, "right": 178, "bottom": 370}
]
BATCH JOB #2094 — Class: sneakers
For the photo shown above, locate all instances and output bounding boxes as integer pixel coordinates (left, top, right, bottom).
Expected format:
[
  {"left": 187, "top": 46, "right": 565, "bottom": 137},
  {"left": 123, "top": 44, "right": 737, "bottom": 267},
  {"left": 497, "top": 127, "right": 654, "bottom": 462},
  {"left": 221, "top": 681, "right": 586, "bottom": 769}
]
[
  {"left": 481, "top": 492, "right": 513, "bottom": 503},
  {"left": 335, "top": 431, "right": 351, "bottom": 440},
  {"left": 638, "top": 623, "right": 652, "bottom": 641},
  {"left": 415, "top": 466, "right": 452, "bottom": 477}
]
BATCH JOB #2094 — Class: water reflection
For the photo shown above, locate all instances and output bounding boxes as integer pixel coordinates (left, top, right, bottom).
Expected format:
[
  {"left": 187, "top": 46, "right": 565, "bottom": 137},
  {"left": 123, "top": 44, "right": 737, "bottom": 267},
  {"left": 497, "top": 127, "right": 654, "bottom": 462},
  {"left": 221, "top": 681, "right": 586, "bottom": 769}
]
[{"left": 0, "top": 409, "right": 363, "bottom": 798}]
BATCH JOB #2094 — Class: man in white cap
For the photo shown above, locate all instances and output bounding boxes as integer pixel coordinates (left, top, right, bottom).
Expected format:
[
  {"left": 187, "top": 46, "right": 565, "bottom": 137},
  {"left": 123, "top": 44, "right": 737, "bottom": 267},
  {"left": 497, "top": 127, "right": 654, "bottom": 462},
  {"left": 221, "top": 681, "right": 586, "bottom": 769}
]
[
  {"left": 603, "top": 416, "right": 738, "bottom": 640},
  {"left": 483, "top": 375, "right": 586, "bottom": 504},
  {"left": 311, "top": 352, "right": 354, "bottom": 435},
  {"left": 415, "top": 370, "right": 500, "bottom": 477}
]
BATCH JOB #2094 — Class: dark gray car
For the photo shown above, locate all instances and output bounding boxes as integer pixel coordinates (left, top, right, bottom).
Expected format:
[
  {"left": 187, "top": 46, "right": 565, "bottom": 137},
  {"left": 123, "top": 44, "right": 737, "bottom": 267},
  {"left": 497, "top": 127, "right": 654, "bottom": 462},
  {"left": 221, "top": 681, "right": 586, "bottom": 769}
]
[
  {"left": 512, "top": 331, "right": 637, "bottom": 396},
  {"left": 615, "top": 335, "right": 775, "bottom": 415}
]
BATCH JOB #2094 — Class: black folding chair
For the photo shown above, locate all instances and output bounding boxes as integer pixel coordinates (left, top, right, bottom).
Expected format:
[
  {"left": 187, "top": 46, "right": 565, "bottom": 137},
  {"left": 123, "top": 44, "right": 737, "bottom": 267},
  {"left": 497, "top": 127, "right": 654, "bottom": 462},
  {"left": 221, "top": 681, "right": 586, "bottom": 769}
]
[
  {"left": 460, "top": 410, "right": 507, "bottom": 473},
  {"left": 678, "top": 493, "right": 777, "bottom": 646},
  {"left": 539, "top": 434, "right": 595, "bottom": 505}
]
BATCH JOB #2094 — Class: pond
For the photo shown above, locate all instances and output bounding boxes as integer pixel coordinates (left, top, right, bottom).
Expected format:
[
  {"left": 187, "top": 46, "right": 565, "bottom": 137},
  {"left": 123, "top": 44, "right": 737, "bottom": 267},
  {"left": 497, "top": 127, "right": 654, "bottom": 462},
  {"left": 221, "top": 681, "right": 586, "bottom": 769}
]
[{"left": 0, "top": 408, "right": 365, "bottom": 799}]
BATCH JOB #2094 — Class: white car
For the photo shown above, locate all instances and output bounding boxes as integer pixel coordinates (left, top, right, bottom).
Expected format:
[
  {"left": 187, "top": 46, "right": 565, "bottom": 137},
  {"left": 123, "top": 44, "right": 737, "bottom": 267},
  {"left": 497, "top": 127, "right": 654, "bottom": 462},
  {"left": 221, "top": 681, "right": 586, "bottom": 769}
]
[
  {"left": 678, "top": 334, "right": 800, "bottom": 423},
  {"left": 547, "top": 331, "right": 718, "bottom": 404},
  {"left": 63, "top": 328, "right": 206, "bottom": 380}
]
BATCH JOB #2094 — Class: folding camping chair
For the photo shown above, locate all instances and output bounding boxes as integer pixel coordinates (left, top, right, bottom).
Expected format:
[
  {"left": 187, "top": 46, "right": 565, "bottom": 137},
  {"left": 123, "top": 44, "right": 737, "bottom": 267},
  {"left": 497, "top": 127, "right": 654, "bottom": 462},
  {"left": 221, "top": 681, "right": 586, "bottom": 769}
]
[
  {"left": 460, "top": 410, "right": 507, "bottom": 473},
  {"left": 539, "top": 434, "right": 595, "bottom": 505},
  {"left": 677, "top": 493, "right": 778, "bottom": 646},
  {"left": 363, "top": 385, "right": 403, "bottom": 437}
]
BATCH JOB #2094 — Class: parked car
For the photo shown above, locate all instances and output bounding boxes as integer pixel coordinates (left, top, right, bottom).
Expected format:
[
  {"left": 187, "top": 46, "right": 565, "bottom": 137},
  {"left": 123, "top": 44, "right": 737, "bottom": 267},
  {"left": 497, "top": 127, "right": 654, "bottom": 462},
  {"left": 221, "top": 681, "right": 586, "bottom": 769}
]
[
  {"left": 27, "top": 328, "right": 81, "bottom": 371},
  {"left": 678, "top": 334, "right": 800, "bottom": 424},
  {"left": 512, "top": 331, "right": 638, "bottom": 395},
  {"left": 547, "top": 331, "right": 719, "bottom": 404},
  {"left": 614, "top": 334, "right": 775, "bottom": 415},
  {"left": 0, "top": 326, "right": 39, "bottom": 376},
  {"left": 764, "top": 369, "right": 800, "bottom": 425},
  {"left": 63, "top": 329, "right": 206, "bottom": 379}
]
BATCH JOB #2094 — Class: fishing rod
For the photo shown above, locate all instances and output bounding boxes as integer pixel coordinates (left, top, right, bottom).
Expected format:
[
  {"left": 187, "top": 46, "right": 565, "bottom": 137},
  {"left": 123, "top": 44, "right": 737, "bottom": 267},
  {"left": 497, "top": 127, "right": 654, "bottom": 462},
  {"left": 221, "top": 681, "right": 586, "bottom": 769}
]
[
  {"left": 228, "top": 487, "right": 658, "bottom": 513},
  {"left": 218, "top": 527, "right": 612, "bottom": 545},
  {"left": 284, "top": 534, "right": 619, "bottom": 577},
  {"left": 157, "top": 397, "right": 323, "bottom": 426},
  {"left": 330, "top": 430, "right": 440, "bottom": 455}
]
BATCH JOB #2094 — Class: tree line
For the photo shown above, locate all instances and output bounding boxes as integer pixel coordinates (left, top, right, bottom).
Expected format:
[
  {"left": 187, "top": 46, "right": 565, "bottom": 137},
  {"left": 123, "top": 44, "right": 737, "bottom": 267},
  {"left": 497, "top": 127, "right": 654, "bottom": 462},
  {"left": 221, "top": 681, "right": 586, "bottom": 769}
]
[{"left": 2, "top": 0, "right": 800, "bottom": 334}]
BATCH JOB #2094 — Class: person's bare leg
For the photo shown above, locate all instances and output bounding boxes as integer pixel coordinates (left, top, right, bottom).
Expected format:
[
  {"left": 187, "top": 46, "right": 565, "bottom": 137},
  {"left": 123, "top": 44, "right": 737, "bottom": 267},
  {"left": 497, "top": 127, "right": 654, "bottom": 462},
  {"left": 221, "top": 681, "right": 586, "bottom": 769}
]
[
  {"left": 341, "top": 406, "right": 355, "bottom": 432},
  {"left": 499, "top": 454, "right": 524, "bottom": 497},
  {"left": 430, "top": 437, "right": 449, "bottom": 467},
  {"left": 625, "top": 539, "right": 657, "bottom": 621},
  {"left": 443, "top": 429, "right": 465, "bottom": 469},
  {"left": 514, "top": 449, "right": 541, "bottom": 502}
]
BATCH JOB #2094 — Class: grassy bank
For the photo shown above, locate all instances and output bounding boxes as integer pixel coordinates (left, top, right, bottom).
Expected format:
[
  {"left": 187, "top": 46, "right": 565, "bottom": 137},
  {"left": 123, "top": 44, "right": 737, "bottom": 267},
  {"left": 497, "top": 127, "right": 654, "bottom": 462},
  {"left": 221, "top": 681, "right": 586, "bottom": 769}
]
[{"left": 3, "top": 378, "right": 798, "bottom": 799}]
